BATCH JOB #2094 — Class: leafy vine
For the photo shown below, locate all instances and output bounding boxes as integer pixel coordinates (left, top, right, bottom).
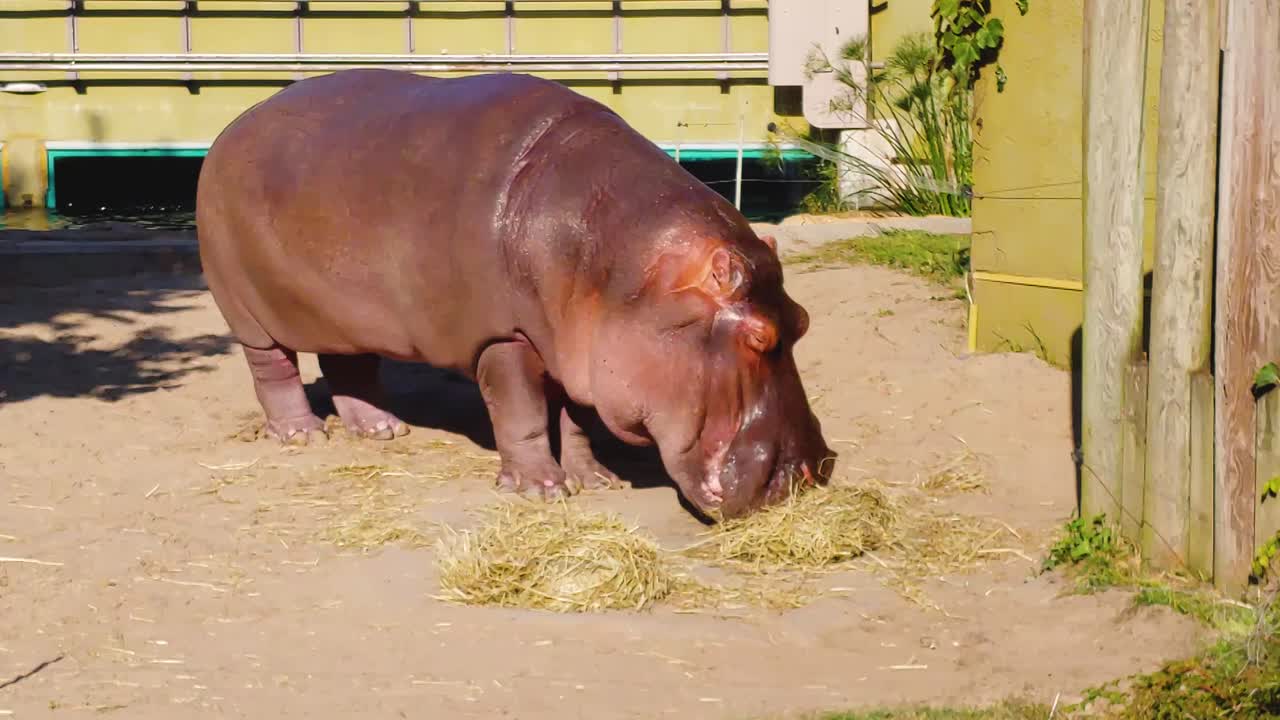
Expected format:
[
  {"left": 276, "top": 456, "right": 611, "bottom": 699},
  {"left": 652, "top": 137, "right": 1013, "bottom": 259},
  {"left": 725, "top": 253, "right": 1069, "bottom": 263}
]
[{"left": 930, "top": 0, "right": 1029, "bottom": 92}]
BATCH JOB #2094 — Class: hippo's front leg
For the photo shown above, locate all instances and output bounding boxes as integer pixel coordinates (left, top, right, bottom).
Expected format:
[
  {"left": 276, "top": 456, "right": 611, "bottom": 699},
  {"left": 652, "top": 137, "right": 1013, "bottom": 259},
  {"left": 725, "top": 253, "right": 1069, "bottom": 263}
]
[
  {"left": 559, "top": 406, "right": 621, "bottom": 490},
  {"left": 475, "top": 340, "right": 579, "bottom": 500}
]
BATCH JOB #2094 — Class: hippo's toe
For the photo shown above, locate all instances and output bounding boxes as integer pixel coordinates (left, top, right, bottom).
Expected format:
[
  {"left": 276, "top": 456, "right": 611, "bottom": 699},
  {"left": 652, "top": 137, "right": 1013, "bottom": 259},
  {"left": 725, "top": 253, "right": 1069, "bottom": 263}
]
[
  {"left": 265, "top": 415, "right": 329, "bottom": 446},
  {"left": 495, "top": 459, "right": 577, "bottom": 501},
  {"left": 332, "top": 396, "right": 410, "bottom": 441},
  {"left": 562, "top": 456, "right": 622, "bottom": 491}
]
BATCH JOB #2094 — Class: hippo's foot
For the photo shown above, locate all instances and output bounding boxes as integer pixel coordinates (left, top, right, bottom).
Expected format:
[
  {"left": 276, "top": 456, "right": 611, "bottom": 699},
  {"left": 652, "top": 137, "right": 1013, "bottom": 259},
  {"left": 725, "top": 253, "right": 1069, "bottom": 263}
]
[
  {"left": 243, "top": 344, "right": 329, "bottom": 447},
  {"left": 477, "top": 340, "right": 586, "bottom": 501},
  {"left": 561, "top": 454, "right": 621, "bottom": 491},
  {"left": 559, "top": 407, "right": 621, "bottom": 490},
  {"left": 495, "top": 458, "right": 579, "bottom": 500},
  {"left": 319, "top": 353, "right": 409, "bottom": 441},
  {"left": 266, "top": 414, "right": 329, "bottom": 445},
  {"left": 332, "top": 396, "right": 410, "bottom": 440}
]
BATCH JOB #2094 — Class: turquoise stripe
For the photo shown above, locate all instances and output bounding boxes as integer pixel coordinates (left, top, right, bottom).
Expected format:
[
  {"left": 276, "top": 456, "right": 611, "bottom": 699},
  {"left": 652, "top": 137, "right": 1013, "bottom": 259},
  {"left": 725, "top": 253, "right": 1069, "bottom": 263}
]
[
  {"left": 42, "top": 146, "right": 814, "bottom": 208},
  {"left": 662, "top": 148, "right": 812, "bottom": 161}
]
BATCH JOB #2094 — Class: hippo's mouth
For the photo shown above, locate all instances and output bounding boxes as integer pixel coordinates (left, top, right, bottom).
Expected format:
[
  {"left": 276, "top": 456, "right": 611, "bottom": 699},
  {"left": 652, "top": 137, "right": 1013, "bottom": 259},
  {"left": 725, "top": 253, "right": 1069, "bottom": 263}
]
[{"left": 698, "top": 473, "right": 724, "bottom": 509}]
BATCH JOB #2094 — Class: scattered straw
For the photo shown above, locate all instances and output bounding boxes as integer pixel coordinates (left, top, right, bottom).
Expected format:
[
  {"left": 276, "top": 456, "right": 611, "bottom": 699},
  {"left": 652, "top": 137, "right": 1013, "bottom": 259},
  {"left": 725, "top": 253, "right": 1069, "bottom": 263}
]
[
  {"left": 894, "top": 514, "right": 1017, "bottom": 579},
  {"left": 920, "top": 449, "right": 988, "bottom": 496},
  {"left": 328, "top": 464, "right": 418, "bottom": 482},
  {"left": 684, "top": 483, "right": 898, "bottom": 573},
  {"left": 0, "top": 557, "right": 63, "bottom": 567},
  {"left": 313, "top": 465, "right": 434, "bottom": 549},
  {"left": 435, "top": 500, "right": 675, "bottom": 612}
]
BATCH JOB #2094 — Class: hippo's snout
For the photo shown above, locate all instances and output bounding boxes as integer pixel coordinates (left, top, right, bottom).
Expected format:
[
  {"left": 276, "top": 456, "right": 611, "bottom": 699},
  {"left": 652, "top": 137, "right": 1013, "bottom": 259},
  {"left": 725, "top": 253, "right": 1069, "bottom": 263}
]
[{"left": 702, "top": 430, "right": 836, "bottom": 521}]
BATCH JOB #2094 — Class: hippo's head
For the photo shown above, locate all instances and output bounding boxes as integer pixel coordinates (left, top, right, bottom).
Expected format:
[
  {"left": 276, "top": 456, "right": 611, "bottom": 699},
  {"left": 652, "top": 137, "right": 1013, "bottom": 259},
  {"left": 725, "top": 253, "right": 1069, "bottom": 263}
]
[{"left": 587, "top": 227, "right": 835, "bottom": 520}]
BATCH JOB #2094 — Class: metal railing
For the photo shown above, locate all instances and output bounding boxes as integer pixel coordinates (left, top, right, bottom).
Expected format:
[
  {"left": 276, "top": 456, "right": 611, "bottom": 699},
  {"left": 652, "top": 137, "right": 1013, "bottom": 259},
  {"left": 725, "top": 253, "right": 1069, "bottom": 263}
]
[
  {"left": 0, "top": 52, "right": 768, "bottom": 74},
  {"left": 0, "top": 0, "right": 766, "bottom": 80}
]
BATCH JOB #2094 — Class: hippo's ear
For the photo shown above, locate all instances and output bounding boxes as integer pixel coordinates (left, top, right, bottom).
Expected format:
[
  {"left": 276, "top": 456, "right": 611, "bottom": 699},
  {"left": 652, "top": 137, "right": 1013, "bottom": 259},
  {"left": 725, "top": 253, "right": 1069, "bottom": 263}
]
[
  {"left": 759, "top": 235, "right": 778, "bottom": 255},
  {"left": 701, "top": 247, "right": 748, "bottom": 301}
]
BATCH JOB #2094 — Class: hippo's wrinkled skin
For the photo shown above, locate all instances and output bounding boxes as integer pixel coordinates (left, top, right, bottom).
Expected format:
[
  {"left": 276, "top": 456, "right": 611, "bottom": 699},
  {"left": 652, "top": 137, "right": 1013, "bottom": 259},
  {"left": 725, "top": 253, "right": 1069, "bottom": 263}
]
[{"left": 196, "top": 69, "right": 834, "bottom": 519}]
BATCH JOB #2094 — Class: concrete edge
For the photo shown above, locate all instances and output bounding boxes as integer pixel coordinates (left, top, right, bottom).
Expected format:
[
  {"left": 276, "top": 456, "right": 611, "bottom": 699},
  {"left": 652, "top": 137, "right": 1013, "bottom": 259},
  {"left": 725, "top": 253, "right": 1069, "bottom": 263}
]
[{"left": 0, "top": 215, "right": 973, "bottom": 287}]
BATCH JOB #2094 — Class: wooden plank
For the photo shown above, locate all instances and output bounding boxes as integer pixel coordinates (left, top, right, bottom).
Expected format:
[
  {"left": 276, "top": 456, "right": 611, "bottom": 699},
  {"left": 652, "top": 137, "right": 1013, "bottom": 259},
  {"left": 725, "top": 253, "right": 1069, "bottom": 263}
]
[
  {"left": 1256, "top": 390, "right": 1280, "bottom": 570},
  {"left": 1213, "top": 0, "right": 1280, "bottom": 594},
  {"left": 1121, "top": 361, "right": 1149, "bottom": 542},
  {"left": 1143, "top": 0, "right": 1221, "bottom": 571},
  {"left": 1081, "top": 0, "right": 1152, "bottom": 523},
  {"left": 1189, "top": 371, "right": 1215, "bottom": 579}
]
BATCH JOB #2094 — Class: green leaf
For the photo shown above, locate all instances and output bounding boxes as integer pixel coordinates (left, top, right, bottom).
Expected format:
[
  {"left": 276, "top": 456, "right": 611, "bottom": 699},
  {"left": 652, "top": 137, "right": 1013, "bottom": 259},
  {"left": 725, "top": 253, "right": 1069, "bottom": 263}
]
[
  {"left": 1016, "top": 0, "right": 1030, "bottom": 15},
  {"left": 952, "top": 40, "right": 980, "bottom": 69},
  {"left": 996, "top": 64, "right": 1008, "bottom": 92},
  {"left": 1255, "top": 362, "right": 1280, "bottom": 393},
  {"left": 1071, "top": 539, "right": 1091, "bottom": 561},
  {"left": 936, "top": 0, "right": 961, "bottom": 16},
  {"left": 1263, "top": 475, "right": 1280, "bottom": 502},
  {"left": 975, "top": 18, "right": 1004, "bottom": 48}
]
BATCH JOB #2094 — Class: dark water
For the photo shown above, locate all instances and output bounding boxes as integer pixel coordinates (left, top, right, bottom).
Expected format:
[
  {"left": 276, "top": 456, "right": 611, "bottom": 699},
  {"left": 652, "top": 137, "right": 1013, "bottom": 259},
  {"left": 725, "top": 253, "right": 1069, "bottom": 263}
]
[{"left": 0, "top": 208, "right": 197, "bottom": 233}]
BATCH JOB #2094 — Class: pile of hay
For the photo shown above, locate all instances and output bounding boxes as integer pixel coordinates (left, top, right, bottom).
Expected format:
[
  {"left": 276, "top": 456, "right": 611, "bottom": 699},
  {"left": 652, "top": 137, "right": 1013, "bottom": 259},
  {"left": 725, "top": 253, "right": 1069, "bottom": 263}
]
[
  {"left": 687, "top": 483, "right": 899, "bottom": 573},
  {"left": 435, "top": 500, "right": 676, "bottom": 612}
]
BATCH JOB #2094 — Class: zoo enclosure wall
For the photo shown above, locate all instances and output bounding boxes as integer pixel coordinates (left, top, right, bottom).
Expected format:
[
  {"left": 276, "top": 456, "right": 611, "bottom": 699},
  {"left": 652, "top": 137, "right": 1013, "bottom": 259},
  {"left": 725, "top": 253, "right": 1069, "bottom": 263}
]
[
  {"left": 968, "top": 0, "right": 1165, "bottom": 369},
  {"left": 0, "top": 0, "right": 935, "bottom": 210}
]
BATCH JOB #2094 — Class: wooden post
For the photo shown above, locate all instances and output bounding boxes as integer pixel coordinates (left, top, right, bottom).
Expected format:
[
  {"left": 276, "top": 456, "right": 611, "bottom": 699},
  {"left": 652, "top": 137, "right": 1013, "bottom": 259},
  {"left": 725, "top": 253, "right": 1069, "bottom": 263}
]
[
  {"left": 1255, "top": 391, "right": 1280, "bottom": 565},
  {"left": 1081, "top": 0, "right": 1152, "bottom": 527},
  {"left": 1189, "top": 372, "right": 1215, "bottom": 578},
  {"left": 1213, "top": 0, "right": 1280, "bottom": 594},
  {"left": 1121, "top": 362, "right": 1150, "bottom": 542},
  {"left": 1143, "top": 0, "right": 1221, "bottom": 570}
]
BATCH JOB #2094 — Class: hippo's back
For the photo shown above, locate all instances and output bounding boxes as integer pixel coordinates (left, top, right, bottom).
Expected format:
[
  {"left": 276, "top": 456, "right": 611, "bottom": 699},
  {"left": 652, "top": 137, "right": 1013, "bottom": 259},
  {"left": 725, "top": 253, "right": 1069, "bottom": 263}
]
[{"left": 196, "top": 70, "right": 619, "bottom": 370}]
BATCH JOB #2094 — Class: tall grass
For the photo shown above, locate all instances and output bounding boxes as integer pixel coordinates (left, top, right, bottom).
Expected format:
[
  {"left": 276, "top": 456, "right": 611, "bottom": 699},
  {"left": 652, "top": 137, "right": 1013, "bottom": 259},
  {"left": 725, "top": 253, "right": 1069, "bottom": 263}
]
[{"left": 775, "top": 33, "right": 974, "bottom": 218}]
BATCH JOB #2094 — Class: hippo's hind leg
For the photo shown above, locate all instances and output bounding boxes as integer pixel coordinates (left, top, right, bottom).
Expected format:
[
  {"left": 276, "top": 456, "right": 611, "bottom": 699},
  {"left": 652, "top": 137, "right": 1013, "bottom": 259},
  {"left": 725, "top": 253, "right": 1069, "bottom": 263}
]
[
  {"left": 475, "top": 340, "right": 578, "bottom": 501},
  {"left": 243, "top": 344, "right": 328, "bottom": 445},
  {"left": 318, "top": 353, "right": 409, "bottom": 440},
  {"left": 558, "top": 405, "right": 621, "bottom": 490}
]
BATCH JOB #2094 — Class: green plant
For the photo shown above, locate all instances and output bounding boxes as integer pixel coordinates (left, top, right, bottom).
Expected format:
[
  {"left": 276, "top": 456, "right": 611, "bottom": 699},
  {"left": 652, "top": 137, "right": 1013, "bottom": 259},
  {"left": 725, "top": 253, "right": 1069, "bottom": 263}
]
[
  {"left": 780, "top": 33, "right": 973, "bottom": 217},
  {"left": 1256, "top": 532, "right": 1280, "bottom": 582},
  {"left": 1041, "top": 513, "right": 1141, "bottom": 592},
  {"left": 1252, "top": 360, "right": 1280, "bottom": 582},
  {"left": 930, "top": 0, "right": 1029, "bottom": 93},
  {"left": 784, "top": 230, "right": 971, "bottom": 287},
  {"left": 815, "top": 701, "right": 1050, "bottom": 720}
]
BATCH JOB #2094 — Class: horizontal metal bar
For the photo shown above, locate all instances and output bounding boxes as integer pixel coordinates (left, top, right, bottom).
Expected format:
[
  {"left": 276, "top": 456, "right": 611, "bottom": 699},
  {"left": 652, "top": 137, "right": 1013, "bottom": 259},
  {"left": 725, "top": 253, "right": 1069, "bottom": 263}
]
[
  {"left": 43, "top": 140, "right": 807, "bottom": 152},
  {"left": 55, "top": 0, "right": 738, "bottom": 3},
  {"left": 0, "top": 61, "right": 767, "bottom": 72},
  {"left": 2, "top": 52, "right": 764, "bottom": 63}
]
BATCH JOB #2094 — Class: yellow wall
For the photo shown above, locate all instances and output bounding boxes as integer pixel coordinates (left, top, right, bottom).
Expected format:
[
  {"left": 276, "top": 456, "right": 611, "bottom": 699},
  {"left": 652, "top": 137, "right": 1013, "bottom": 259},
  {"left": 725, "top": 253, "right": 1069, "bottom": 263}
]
[
  {"left": 970, "top": 0, "right": 1164, "bottom": 368},
  {"left": 0, "top": 1, "right": 926, "bottom": 207},
  {"left": 870, "top": 0, "right": 935, "bottom": 57}
]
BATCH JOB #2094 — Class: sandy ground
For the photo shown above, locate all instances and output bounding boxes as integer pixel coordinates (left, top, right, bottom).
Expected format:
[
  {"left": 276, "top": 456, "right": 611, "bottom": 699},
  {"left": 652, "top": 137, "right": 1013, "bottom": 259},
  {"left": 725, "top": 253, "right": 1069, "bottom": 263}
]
[{"left": 0, "top": 263, "right": 1202, "bottom": 719}]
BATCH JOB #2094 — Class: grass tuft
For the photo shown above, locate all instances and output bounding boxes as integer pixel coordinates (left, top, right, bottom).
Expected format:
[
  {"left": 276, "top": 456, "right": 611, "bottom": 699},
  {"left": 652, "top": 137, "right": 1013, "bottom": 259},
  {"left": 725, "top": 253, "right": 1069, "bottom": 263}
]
[
  {"left": 813, "top": 699, "right": 1051, "bottom": 720},
  {"left": 785, "top": 230, "right": 971, "bottom": 288}
]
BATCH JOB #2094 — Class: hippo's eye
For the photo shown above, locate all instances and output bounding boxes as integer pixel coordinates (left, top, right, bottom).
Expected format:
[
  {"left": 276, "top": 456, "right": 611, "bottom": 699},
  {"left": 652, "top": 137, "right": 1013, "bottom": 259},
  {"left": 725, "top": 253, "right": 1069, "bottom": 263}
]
[{"left": 738, "top": 312, "right": 778, "bottom": 354}]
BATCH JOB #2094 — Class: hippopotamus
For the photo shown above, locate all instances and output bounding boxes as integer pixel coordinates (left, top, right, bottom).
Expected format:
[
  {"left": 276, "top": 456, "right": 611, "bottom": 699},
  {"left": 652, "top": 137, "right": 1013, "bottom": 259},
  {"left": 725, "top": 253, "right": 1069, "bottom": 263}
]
[{"left": 196, "top": 68, "right": 834, "bottom": 519}]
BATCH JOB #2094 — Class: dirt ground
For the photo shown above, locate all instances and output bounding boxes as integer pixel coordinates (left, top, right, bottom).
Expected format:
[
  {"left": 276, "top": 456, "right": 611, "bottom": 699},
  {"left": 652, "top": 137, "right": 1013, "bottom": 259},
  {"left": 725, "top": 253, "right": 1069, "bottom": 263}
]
[{"left": 0, "top": 262, "right": 1202, "bottom": 719}]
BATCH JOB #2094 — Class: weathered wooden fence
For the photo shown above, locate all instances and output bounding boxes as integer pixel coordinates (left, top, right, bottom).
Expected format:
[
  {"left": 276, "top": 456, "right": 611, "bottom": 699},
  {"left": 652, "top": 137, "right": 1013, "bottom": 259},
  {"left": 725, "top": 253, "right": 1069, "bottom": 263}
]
[{"left": 1081, "top": 0, "right": 1280, "bottom": 593}]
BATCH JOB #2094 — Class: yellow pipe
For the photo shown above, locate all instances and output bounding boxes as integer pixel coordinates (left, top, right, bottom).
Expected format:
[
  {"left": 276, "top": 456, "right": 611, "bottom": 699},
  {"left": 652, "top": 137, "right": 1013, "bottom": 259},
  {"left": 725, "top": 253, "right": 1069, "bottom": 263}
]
[
  {"left": 967, "top": 300, "right": 978, "bottom": 353},
  {"left": 971, "top": 270, "right": 1084, "bottom": 292}
]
